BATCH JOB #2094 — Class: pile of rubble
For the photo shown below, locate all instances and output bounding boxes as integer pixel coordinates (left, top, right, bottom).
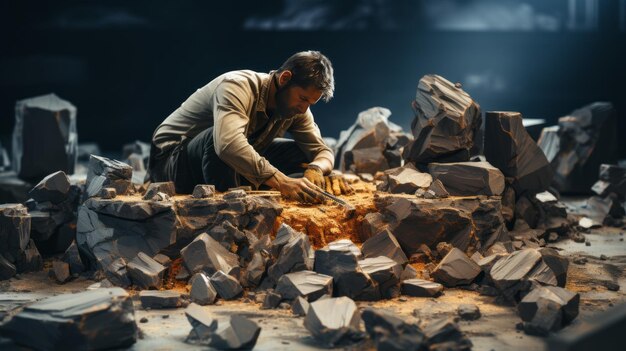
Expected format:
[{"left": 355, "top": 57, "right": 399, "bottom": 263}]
[{"left": 0, "top": 76, "right": 618, "bottom": 349}]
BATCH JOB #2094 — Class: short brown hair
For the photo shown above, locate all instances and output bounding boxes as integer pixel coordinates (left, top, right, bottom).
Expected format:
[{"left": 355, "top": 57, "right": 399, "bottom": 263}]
[{"left": 278, "top": 51, "right": 335, "bottom": 102}]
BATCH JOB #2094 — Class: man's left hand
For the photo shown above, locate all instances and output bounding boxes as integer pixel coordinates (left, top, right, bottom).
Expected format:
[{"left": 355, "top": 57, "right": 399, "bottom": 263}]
[
  {"left": 303, "top": 165, "right": 325, "bottom": 189},
  {"left": 324, "top": 173, "right": 354, "bottom": 196}
]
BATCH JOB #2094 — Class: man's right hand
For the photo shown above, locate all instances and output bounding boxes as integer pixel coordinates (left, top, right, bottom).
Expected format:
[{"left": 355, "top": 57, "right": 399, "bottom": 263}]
[{"left": 265, "top": 171, "right": 325, "bottom": 204}]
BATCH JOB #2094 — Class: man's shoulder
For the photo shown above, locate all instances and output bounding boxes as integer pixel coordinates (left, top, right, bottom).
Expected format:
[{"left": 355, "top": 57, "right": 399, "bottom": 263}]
[{"left": 217, "top": 70, "right": 269, "bottom": 88}]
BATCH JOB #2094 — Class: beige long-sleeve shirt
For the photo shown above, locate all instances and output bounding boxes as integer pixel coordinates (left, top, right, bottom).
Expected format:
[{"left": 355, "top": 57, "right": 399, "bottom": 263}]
[{"left": 152, "top": 70, "right": 334, "bottom": 188}]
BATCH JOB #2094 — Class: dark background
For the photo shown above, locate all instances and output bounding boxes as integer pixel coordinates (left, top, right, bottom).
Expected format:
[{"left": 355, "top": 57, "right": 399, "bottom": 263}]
[{"left": 1, "top": 0, "right": 625, "bottom": 156}]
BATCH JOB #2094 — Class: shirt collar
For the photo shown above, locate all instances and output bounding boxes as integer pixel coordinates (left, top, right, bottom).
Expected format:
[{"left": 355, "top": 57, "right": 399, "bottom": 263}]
[{"left": 257, "top": 70, "right": 276, "bottom": 113}]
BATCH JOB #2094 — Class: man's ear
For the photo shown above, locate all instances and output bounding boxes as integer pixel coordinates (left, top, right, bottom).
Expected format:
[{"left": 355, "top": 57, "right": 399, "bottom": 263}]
[{"left": 279, "top": 70, "right": 292, "bottom": 86}]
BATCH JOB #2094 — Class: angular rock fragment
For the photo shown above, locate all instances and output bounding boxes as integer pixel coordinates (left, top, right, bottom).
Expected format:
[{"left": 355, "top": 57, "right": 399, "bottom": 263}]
[
  {"left": 276, "top": 270, "right": 333, "bottom": 301},
  {"left": 104, "top": 257, "right": 131, "bottom": 288},
  {"left": 12, "top": 94, "right": 78, "bottom": 181},
  {"left": 385, "top": 165, "right": 433, "bottom": 194},
  {"left": 62, "top": 240, "right": 85, "bottom": 275},
  {"left": 261, "top": 290, "right": 282, "bottom": 309},
  {"left": 28, "top": 171, "right": 70, "bottom": 204},
  {"left": 361, "top": 229, "right": 408, "bottom": 265},
  {"left": 314, "top": 246, "right": 379, "bottom": 300},
  {"left": 52, "top": 261, "right": 71, "bottom": 283},
  {"left": 344, "top": 147, "right": 390, "bottom": 174},
  {"left": 192, "top": 184, "right": 216, "bottom": 199},
  {"left": 327, "top": 238, "right": 362, "bottom": 257},
  {"left": 210, "top": 270, "right": 243, "bottom": 300},
  {"left": 457, "top": 304, "right": 481, "bottom": 321},
  {"left": 0, "top": 288, "right": 136, "bottom": 350},
  {"left": 0, "top": 203, "right": 31, "bottom": 264},
  {"left": 143, "top": 181, "right": 176, "bottom": 200},
  {"left": 208, "top": 315, "right": 261, "bottom": 350},
  {"left": 359, "top": 256, "right": 403, "bottom": 298},
  {"left": 184, "top": 303, "right": 217, "bottom": 343},
  {"left": 189, "top": 273, "right": 217, "bottom": 305},
  {"left": 126, "top": 252, "right": 166, "bottom": 289},
  {"left": 401, "top": 264, "right": 418, "bottom": 281},
  {"left": 401, "top": 279, "right": 443, "bottom": 297},
  {"left": 223, "top": 189, "right": 246, "bottom": 200},
  {"left": 357, "top": 212, "right": 388, "bottom": 242},
  {"left": 152, "top": 253, "right": 172, "bottom": 268},
  {"left": 241, "top": 251, "right": 268, "bottom": 288},
  {"left": 362, "top": 308, "right": 425, "bottom": 350},
  {"left": 98, "top": 187, "right": 116, "bottom": 199},
  {"left": 428, "top": 161, "right": 505, "bottom": 196},
  {"left": 85, "top": 155, "right": 133, "bottom": 198},
  {"left": 423, "top": 317, "right": 472, "bottom": 350},
  {"left": 181, "top": 233, "right": 239, "bottom": 276},
  {"left": 139, "top": 290, "right": 185, "bottom": 309},
  {"left": 267, "top": 231, "right": 313, "bottom": 282},
  {"left": 403, "top": 75, "right": 481, "bottom": 165},
  {"left": 431, "top": 248, "right": 481, "bottom": 287},
  {"left": 428, "top": 179, "right": 450, "bottom": 198},
  {"left": 593, "top": 164, "right": 626, "bottom": 198},
  {"left": 270, "top": 223, "right": 301, "bottom": 258},
  {"left": 292, "top": 296, "right": 310, "bottom": 316},
  {"left": 484, "top": 111, "right": 554, "bottom": 194},
  {"left": 16, "top": 239, "right": 43, "bottom": 273},
  {"left": 489, "top": 249, "right": 544, "bottom": 301},
  {"left": 303, "top": 296, "right": 363, "bottom": 347},
  {"left": 518, "top": 285, "right": 579, "bottom": 331}
]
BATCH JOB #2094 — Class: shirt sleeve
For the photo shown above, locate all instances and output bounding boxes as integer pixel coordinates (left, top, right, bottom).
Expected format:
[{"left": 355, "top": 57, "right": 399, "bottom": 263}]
[
  {"left": 212, "top": 80, "right": 278, "bottom": 188},
  {"left": 288, "top": 110, "right": 335, "bottom": 171}
]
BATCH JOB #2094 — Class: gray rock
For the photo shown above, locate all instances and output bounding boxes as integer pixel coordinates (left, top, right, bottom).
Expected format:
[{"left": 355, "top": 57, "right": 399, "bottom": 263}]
[
  {"left": 210, "top": 270, "right": 243, "bottom": 300},
  {"left": 126, "top": 252, "right": 166, "bottom": 289},
  {"left": 403, "top": 75, "right": 481, "bottom": 165},
  {"left": 184, "top": 303, "right": 218, "bottom": 343},
  {"left": 16, "top": 239, "right": 43, "bottom": 273},
  {"left": 428, "top": 179, "right": 450, "bottom": 198},
  {"left": 28, "top": 171, "right": 70, "bottom": 204},
  {"left": 292, "top": 296, "right": 309, "bottom": 316},
  {"left": 327, "top": 238, "right": 362, "bottom": 257},
  {"left": 1, "top": 288, "right": 136, "bottom": 350},
  {"left": 62, "top": 240, "right": 85, "bottom": 275},
  {"left": 359, "top": 256, "right": 402, "bottom": 298},
  {"left": 401, "top": 264, "right": 418, "bottom": 281},
  {"left": 52, "top": 261, "right": 71, "bottom": 283},
  {"left": 314, "top": 246, "right": 380, "bottom": 301},
  {"left": 357, "top": 212, "right": 388, "bottom": 242},
  {"left": 518, "top": 286, "right": 579, "bottom": 331},
  {"left": 428, "top": 161, "right": 505, "bottom": 196},
  {"left": 139, "top": 290, "right": 185, "bottom": 309},
  {"left": 104, "top": 257, "right": 131, "bottom": 288},
  {"left": 143, "top": 181, "right": 176, "bottom": 200},
  {"left": 489, "top": 249, "right": 544, "bottom": 301},
  {"left": 85, "top": 155, "right": 133, "bottom": 198},
  {"left": 12, "top": 94, "right": 78, "bottom": 181},
  {"left": 0, "top": 203, "right": 31, "bottom": 264},
  {"left": 223, "top": 189, "right": 246, "bottom": 200},
  {"left": 457, "top": 304, "right": 481, "bottom": 321},
  {"left": 401, "top": 279, "right": 443, "bottom": 297},
  {"left": 189, "top": 273, "right": 217, "bottom": 305},
  {"left": 423, "top": 317, "right": 472, "bottom": 350},
  {"left": 362, "top": 307, "right": 425, "bottom": 351},
  {"left": 303, "top": 296, "right": 363, "bottom": 347},
  {"left": 192, "top": 184, "right": 216, "bottom": 199},
  {"left": 241, "top": 251, "right": 268, "bottom": 288},
  {"left": 270, "top": 223, "right": 301, "bottom": 258},
  {"left": 267, "top": 231, "right": 313, "bottom": 282},
  {"left": 484, "top": 111, "right": 554, "bottom": 194},
  {"left": 261, "top": 290, "right": 282, "bottom": 309},
  {"left": 385, "top": 166, "right": 433, "bottom": 194},
  {"left": 181, "top": 233, "right": 239, "bottom": 276},
  {"left": 361, "top": 229, "right": 408, "bottom": 265},
  {"left": 152, "top": 253, "right": 172, "bottom": 268},
  {"left": 275, "top": 270, "right": 333, "bottom": 301},
  {"left": 431, "top": 248, "right": 481, "bottom": 287},
  {"left": 208, "top": 315, "right": 261, "bottom": 350}
]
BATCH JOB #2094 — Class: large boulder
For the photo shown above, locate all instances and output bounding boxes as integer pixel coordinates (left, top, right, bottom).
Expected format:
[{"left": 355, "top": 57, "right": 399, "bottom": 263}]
[
  {"left": 11, "top": 93, "right": 78, "bottom": 181},
  {"left": 428, "top": 161, "right": 505, "bottom": 196},
  {"left": 403, "top": 75, "right": 481, "bottom": 165},
  {"left": 484, "top": 111, "right": 554, "bottom": 195},
  {"left": 0, "top": 288, "right": 136, "bottom": 350}
]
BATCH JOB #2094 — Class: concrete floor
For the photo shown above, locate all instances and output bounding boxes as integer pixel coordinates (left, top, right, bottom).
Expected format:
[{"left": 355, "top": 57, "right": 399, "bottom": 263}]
[{"left": 0, "top": 214, "right": 625, "bottom": 350}]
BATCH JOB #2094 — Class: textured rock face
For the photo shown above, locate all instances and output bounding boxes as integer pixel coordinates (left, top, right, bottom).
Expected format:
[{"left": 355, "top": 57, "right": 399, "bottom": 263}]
[
  {"left": 76, "top": 194, "right": 282, "bottom": 270},
  {"left": 12, "top": 93, "right": 78, "bottom": 181},
  {"left": 538, "top": 102, "right": 618, "bottom": 193},
  {"left": 375, "top": 195, "right": 508, "bottom": 255},
  {"left": 484, "top": 111, "right": 554, "bottom": 195},
  {"left": 403, "top": 75, "right": 482, "bottom": 165},
  {"left": 85, "top": 155, "right": 133, "bottom": 198},
  {"left": 428, "top": 161, "right": 505, "bottom": 196},
  {"left": 1, "top": 288, "right": 137, "bottom": 350},
  {"left": 431, "top": 248, "right": 481, "bottom": 287},
  {"left": 303, "top": 296, "right": 363, "bottom": 347},
  {"left": 0, "top": 203, "right": 35, "bottom": 279}
]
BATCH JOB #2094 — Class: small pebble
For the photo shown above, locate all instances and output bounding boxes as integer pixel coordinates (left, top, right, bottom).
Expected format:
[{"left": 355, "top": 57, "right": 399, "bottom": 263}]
[
  {"left": 585, "top": 241, "right": 591, "bottom": 246},
  {"left": 162, "top": 315, "right": 169, "bottom": 319},
  {"left": 398, "top": 297, "right": 408, "bottom": 302},
  {"left": 140, "top": 317, "right": 148, "bottom": 323},
  {"left": 600, "top": 254, "right": 608, "bottom": 260}
]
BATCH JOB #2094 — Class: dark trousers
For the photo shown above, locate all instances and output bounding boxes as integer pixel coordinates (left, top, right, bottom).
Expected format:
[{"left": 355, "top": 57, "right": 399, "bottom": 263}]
[{"left": 149, "top": 127, "right": 309, "bottom": 194}]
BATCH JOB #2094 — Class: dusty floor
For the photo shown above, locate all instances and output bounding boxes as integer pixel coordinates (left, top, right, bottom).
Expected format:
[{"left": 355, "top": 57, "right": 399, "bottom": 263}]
[{"left": 0, "top": 193, "right": 625, "bottom": 351}]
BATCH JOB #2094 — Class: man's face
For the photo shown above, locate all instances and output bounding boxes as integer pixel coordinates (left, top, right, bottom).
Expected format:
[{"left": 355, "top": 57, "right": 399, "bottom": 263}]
[{"left": 275, "top": 83, "right": 323, "bottom": 119}]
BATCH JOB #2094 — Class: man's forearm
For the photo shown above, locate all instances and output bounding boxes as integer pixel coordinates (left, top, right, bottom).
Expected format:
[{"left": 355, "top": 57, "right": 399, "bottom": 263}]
[{"left": 308, "top": 157, "right": 333, "bottom": 175}]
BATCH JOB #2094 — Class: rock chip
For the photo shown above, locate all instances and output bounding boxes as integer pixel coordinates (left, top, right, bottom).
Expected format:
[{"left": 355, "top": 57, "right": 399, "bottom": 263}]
[
  {"left": 275, "top": 270, "right": 333, "bottom": 301},
  {"left": 28, "top": 171, "right": 70, "bottom": 204},
  {"left": 189, "top": 273, "right": 217, "bottom": 305},
  {"left": 210, "top": 270, "right": 243, "bottom": 300},
  {"left": 139, "top": 290, "right": 185, "bottom": 309},
  {"left": 401, "top": 279, "right": 444, "bottom": 297},
  {"left": 303, "top": 296, "right": 363, "bottom": 347},
  {"left": 126, "top": 252, "right": 166, "bottom": 289},
  {"left": 431, "top": 248, "right": 481, "bottom": 287}
]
